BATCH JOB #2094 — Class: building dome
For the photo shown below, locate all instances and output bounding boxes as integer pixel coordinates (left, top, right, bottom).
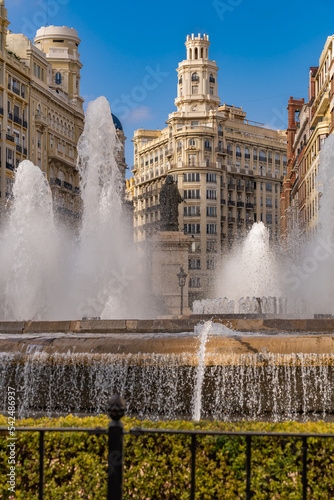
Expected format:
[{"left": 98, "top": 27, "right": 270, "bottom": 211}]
[{"left": 111, "top": 113, "right": 123, "bottom": 131}]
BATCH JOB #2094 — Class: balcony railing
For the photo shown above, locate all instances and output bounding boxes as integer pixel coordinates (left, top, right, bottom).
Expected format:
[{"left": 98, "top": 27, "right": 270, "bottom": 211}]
[
  {"left": 237, "top": 201, "right": 245, "bottom": 207},
  {"left": 228, "top": 200, "right": 235, "bottom": 206},
  {"left": 6, "top": 133, "right": 15, "bottom": 143},
  {"left": 6, "top": 162, "right": 14, "bottom": 171},
  {"left": 8, "top": 112, "right": 13, "bottom": 121},
  {"left": 228, "top": 216, "right": 235, "bottom": 224},
  {"left": 23, "top": 120, "right": 28, "bottom": 128},
  {"left": 23, "top": 147, "right": 27, "bottom": 156},
  {"left": 14, "top": 115, "right": 22, "bottom": 125},
  {"left": 246, "top": 203, "right": 254, "bottom": 209},
  {"left": 237, "top": 218, "right": 244, "bottom": 224},
  {"left": 215, "top": 146, "right": 228, "bottom": 154},
  {"left": 16, "top": 144, "right": 22, "bottom": 153},
  {"left": 227, "top": 183, "right": 235, "bottom": 190}
]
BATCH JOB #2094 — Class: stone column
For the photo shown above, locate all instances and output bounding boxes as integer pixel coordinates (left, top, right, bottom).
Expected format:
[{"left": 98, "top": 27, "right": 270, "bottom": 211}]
[{"left": 151, "top": 231, "right": 191, "bottom": 316}]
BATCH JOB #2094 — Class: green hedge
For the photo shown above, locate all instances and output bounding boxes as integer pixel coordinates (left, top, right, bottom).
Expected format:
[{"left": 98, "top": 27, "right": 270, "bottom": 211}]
[{"left": 0, "top": 415, "right": 334, "bottom": 499}]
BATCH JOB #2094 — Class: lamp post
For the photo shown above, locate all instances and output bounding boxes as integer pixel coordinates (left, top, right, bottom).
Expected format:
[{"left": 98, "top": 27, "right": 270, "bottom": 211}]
[{"left": 177, "top": 266, "right": 187, "bottom": 316}]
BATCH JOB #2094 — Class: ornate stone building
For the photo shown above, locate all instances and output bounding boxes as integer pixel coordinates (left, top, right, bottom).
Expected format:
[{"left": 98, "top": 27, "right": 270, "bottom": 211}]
[
  {"left": 6, "top": 25, "right": 85, "bottom": 224},
  {"left": 131, "top": 34, "right": 287, "bottom": 304},
  {"left": 281, "top": 36, "right": 334, "bottom": 238}
]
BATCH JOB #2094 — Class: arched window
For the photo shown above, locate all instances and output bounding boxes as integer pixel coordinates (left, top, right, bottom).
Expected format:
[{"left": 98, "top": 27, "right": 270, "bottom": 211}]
[
  {"left": 194, "top": 48, "right": 198, "bottom": 59},
  {"left": 204, "top": 140, "right": 211, "bottom": 151},
  {"left": 245, "top": 147, "right": 249, "bottom": 158},
  {"left": 55, "top": 72, "right": 62, "bottom": 85},
  {"left": 201, "top": 47, "right": 204, "bottom": 58},
  {"left": 209, "top": 74, "right": 215, "bottom": 83},
  {"left": 177, "top": 141, "right": 182, "bottom": 149},
  {"left": 259, "top": 150, "right": 266, "bottom": 162},
  {"left": 236, "top": 146, "right": 241, "bottom": 158},
  {"left": 253, "top": 149, "right": 257, "bottom": 160},
  {"left": 227, "top": 144, "right": 232, "bottom": 153},
  {"left": 58, "top": 170, "right": 65, "bottom": 182},
  {"left": 192, "top": 72, "right": 199, "bottom": 82},
  {"left": 189, "top": 139, "right": 196, "bottom": 147},
  {"left": 218, "top": 124, "right": 222, "bottom": 135}
]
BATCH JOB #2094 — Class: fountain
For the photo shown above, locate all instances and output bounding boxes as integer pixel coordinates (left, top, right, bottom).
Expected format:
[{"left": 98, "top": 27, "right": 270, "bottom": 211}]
[{"left": 0, "top": 97, "right": 334, "bottom": 422}]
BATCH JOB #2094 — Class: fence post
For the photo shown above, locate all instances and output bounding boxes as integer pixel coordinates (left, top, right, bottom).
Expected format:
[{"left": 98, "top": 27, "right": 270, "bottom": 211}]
[{"left": 107, "top": 394, "right": 126, "bottom": 500}]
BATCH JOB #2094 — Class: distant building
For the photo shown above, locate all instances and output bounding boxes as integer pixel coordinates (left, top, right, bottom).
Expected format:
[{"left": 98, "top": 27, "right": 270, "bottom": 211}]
[
  {"left": 130, "top": 33, "right": 287, "bottom": 304},
  {"left": 281, "top": 36, "right": 334, "bottom": 238}
]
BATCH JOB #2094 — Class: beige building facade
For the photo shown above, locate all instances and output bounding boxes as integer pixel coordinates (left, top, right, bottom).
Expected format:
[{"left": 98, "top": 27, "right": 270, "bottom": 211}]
[
  {"left": 281, "top": 36, "right": 334, "bottom": 238},
  {"left": 6, "top": 24, "right": 85, "bottom": 224},
  {"left": 131, "top": 34, "right": 287, "bottom": 304}
]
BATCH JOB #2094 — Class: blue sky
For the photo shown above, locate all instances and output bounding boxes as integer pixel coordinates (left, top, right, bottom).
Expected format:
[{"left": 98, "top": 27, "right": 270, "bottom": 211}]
[{"left": 6, "top": 0, "right": 334, "bottom": 178}]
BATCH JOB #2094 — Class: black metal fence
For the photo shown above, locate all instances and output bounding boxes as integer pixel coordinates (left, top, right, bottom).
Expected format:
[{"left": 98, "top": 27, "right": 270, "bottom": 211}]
[{"left": 1, "top": 394, "right": 334, "bottom": 499}]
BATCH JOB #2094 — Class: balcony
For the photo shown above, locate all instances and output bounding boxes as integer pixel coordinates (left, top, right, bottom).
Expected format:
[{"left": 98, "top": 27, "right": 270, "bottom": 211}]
[
  {"left": 13, "top": 85, "right": 20, "bottom": 96},
  {"left": 218, "top": 131, "right": 223, "bottom": 137},
  {"left": 6, "top": 162, "right": 14, "bottom": 171},
  {"left": 228, "top": 217, "right": 235, "bottom": 224},
  {"left": 6, "top": 133, "right": 15, "bottom": 143},
  {"left": 204, "top": 145, "right": 212, "bottom": 152},
  {"left": 16, "top": 144, "right": 22, "bottom": 153},
  {"left": 8, "top": 112, "right": 13, "bottom": 121},
  {"left": 236, "top": 182, "right": 244, "bottom": 191},
  {"left": 245, "top": 153, "right": 250, "bottom": 159},
  {"left": 50, "top": 178, "right": 62, "bottom": 187},
  {"left": 237, "top": 218, "right": 244, "bottom": 224},
  {"left": 227, "top": 182, "right": 235, "bottom": 190},
  {"left": 215, "top": 146, "right": 228, "bottom": 155},
  {"left": 221, "top": 199, "right": 226, "bottom": 205},
  {"left": 14, "top": 115, "right": 22, "bottom": 126},
  {"left": 246, "top": 184, "right": 254, "bottom": 193},
  {"left": 246, "top": 203, "right": 254, "bottom": 209},
  {"left": 228, "top": 200, "right": 235, "bottom": 206},
  {"left": 23, "top": 147, "right": 27, "bottom": 156},
  {"left": 35, "top": 113, "right": 48, "bottom": 127},
  {"left": 221, "top": 216, "right": 226, "bottom": 222},
  {"left": 236, "top": 152, "right": 242, "bottom": 158},
  {"left": 237, "top": 201, "right": 244, "bottom": 208},
  {"left": 23, "top": 120, "right": 28, "bottom": 129}
]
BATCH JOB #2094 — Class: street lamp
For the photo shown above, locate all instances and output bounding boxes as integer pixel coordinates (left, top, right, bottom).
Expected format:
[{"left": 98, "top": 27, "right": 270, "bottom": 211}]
[{"left": 177, "top": 266, "right": 187, "bottom": 316}]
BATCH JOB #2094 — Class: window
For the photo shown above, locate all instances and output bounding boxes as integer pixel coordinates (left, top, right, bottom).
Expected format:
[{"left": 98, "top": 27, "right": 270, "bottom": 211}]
[
  {"left": 178, "top": 76, "right": 182, "bottom": 84},
  {"left": 245, "top": 148, "right": 250, "bottom": 158},
  {"left": 207, "top": 259, "right": 215, "bottom": 270},
  {"left": 266, "top": 183, "right": 272, "bottom": 192},
  {"left": 259, "top": 150, "right": 266, "bottom": 162},
  {"left": 204, "top": 140, "right": 211, "bottom": 150},
  {"left": 189, "top": 277, "right": 201, "bottom": 288},
  {"left": 206, "top": 189, "right": 216, "bottom": 200},
  {"left": 207, "top": 241, "right": 217, "bottom": 253},
  {"left": 192, "top": 86, "right": 198, "bottom": 95},
  {"left": 183, "top": 172, "right": 200, "bottom": 182},
  {"left": 190, "top": 241, "right": 201, "bottom": 253},
  {"left": 55, "top": 72, "right": 62, "bottom": 85},
  {"left": 266, "top": 214, "right": 272, "bottom": 224},
  {"left": 189, "top": 259, "right": 201, "bottom": 270},
  {"left": 227, "top": 144, "right": 232, "bottom": 154},
  {"left": 183, "top": 189, "right": 200, "bottom": 199},
  {"left": 206, "top": 206, "right": 217, "bottom": 217},
  {"left": 184, "top": 206, "right": 200, "bottom": 216},
  {"left": 206, "top": 173, "right": 216, "bottom": 183},
  {"left": 192, "top": 72, "right": 199, "bottom": 82},
  {"left": 275, "top": 199, "right": 278, "bottom": 209},
  {"left": 236, "top": 146, "right": 241, "bottom": 158},
  {"left": 218, "top": 124, "right": 223, "bottom": 136},
  {"left": 253, "top": 149, "right": 257, "bottom": 160},
  {"left": 189, "top": 139, "right": 196, "bottom": 147},
  {"left": 266, "top": 198, "right": 272, "bottom": 208},
  {"left": 184, "top": 223, "right": 201, "bottom": 234},
  {"left": 209, "top": 74, "right": 215, "bottom": 83},
  {"left": 209, "top": 87, "right": 214, "bottom": 95},
  {"left": 207, "top": 223, "right": 217, "bottom": 234}
]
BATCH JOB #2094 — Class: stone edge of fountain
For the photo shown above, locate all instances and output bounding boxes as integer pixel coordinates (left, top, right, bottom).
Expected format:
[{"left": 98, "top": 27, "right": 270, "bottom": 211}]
[{"left": 0, "top": 316, "right": 334, "bottom": 334}]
